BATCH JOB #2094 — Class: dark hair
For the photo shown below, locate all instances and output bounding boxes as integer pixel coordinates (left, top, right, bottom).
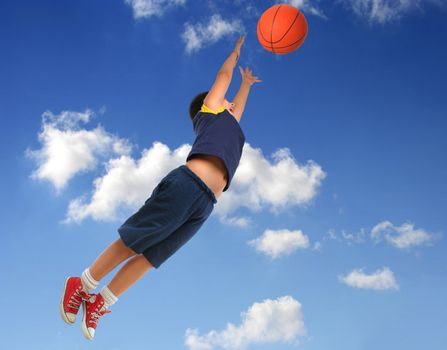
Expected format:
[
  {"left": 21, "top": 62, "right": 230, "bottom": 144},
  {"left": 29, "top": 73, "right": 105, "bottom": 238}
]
[{"left": 189, "top": 91, "right": 208, "bottom": 121}]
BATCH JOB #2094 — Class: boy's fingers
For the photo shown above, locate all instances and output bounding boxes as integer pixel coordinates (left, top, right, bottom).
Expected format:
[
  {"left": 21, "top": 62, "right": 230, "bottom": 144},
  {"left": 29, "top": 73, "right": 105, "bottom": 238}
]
[{"left": 237, "top": 35, "right": 245, "bottom": 46}]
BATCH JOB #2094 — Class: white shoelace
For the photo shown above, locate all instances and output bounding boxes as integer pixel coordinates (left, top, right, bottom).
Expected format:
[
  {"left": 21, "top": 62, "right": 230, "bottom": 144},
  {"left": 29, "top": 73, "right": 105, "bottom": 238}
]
[
  {"left": 67, "top": 287, "right": 87, "bottom": 310},
  {"left": 89, "top": 310, "right": 102, "bottom": 325},
  {"left": 88, "top": 306, "right": 110, "bottom": 326}
]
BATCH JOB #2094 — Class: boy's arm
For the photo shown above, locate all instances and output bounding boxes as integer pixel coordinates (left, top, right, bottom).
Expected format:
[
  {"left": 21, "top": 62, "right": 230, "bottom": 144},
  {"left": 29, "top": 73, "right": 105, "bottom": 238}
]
[
  {"left": 231, "top": 66, "right": 262, "bottom": 122},
  {"left": 204, "top": 36, "right": 245, "bottom": 111}
]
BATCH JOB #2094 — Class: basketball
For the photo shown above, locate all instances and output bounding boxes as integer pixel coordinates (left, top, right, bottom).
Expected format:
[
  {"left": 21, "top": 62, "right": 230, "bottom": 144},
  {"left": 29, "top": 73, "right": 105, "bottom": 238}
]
[{"left": 257, "top": 4, "right": 308, "bottom": 54}]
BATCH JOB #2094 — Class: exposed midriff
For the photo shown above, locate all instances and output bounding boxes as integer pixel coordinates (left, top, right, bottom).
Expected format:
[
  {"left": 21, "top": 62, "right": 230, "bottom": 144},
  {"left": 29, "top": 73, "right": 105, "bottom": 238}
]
[{"left": 186, "top": 154, "right": 227, "bottom": 199}]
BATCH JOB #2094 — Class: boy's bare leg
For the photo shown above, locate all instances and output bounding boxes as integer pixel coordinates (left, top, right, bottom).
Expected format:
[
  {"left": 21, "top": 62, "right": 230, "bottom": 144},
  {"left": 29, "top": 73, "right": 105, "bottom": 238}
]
[
  {"left": 89, "top": 239, "right": 137, "bottom": 281},
  {"left": 107, "top": 254, "right": 153, "bottom": 297}
]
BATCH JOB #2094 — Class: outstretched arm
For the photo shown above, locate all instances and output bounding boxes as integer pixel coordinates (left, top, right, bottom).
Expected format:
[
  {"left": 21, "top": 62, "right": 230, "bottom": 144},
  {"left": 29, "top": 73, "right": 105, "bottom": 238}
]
[
  {"left": 231, "top": 66, "right": 262, "bottom": 122},
  {"left": 204, "top": 36, "right": 245, "bottom": 111}
]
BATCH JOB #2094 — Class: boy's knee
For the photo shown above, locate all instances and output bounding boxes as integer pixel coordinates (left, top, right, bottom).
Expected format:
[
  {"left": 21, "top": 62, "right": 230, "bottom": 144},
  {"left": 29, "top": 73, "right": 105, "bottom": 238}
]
[{"left": 117, "top": 238, "right": 138, "bottom": 257}]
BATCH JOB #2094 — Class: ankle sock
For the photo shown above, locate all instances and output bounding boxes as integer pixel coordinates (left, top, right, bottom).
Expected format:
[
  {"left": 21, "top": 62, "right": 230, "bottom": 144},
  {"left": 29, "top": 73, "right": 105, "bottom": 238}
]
[
  {"left": 81, "top": 268, "right": 99, "bottom": 292},
  {"left": 100, "top": 286, "right": 118, "bottom": 308}
]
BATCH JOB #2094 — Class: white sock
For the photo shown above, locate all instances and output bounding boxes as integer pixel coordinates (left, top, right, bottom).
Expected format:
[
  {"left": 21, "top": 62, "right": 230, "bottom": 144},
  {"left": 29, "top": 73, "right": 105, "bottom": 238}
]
[
  {"left": 81, "top": 268, "right": 99, "bottom": 292},
  {"left": 100, "top": 286, "right": 118, "bottom": 308}
]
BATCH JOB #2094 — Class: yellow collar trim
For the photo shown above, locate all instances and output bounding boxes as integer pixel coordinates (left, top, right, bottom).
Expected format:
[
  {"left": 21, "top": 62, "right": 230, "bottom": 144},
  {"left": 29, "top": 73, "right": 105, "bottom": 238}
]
[{"left": 201, "top": 103, "right": 225, "bottom": 114}]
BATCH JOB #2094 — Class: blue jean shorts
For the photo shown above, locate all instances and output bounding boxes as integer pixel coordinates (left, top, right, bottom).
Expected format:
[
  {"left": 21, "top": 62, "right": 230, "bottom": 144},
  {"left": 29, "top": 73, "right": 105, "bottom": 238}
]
[{"left": 118, "top": 165, "right": 217, "bottom": 268}]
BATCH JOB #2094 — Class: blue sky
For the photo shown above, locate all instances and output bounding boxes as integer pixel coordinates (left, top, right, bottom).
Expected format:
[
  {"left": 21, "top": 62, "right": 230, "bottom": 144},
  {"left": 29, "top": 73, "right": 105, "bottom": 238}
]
[{"left": 1, "top": 0, "right": 447, "bottom": 349}]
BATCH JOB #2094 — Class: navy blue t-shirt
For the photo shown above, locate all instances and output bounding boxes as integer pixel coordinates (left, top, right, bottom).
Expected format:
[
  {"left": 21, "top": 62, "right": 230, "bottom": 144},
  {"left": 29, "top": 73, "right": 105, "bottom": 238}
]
[{"left": 186, "top": 109, "right": 245, "bottom": 192}]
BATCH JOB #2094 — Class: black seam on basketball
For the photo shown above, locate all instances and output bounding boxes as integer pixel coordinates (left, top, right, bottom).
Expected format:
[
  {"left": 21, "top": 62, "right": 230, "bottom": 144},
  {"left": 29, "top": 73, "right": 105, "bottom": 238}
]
[
  {"left": 257, "top": 21, "right": 271, "bottom": 46},
  {"left": 259, "top": 11, "right": 300, "bottom": 45},
  {"left": 272, "top": 31, "right": 307, "bottom": 50},
  {"left": 271, "top": 5, "right": 282, "bottom": 54},
  {"left": 258, "top": 28, "right": 270, "bottom": 45},
  {"left": 273, "top": 39, "right": 305, "bottom": 52},
  {"left": 271, "top": 10, "right": 301, "bottom": 44}
]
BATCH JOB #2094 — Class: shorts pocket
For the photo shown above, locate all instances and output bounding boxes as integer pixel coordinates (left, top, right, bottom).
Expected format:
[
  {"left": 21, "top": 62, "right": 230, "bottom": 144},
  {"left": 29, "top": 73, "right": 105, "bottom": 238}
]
[{"left": 144, "top": 177, "right": 172, "bottom": 205}]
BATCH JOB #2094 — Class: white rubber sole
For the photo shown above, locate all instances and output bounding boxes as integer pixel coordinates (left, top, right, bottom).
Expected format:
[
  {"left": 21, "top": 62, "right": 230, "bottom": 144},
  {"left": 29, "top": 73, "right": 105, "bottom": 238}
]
[
  {"left": 81, "top": 300, "right": 93, "bottom": 340},
  {"left": 59, "top": 277, "right": 74, "bottom": 325}
]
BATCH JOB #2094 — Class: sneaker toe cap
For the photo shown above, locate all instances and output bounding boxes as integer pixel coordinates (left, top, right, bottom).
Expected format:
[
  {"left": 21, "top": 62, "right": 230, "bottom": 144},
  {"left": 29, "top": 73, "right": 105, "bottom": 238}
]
[
  {"left": 66, "top": 312, "right": 76, "bottom": 323},
  {"left": 87, "top": 327, "right": 95, "bottom": 339}
]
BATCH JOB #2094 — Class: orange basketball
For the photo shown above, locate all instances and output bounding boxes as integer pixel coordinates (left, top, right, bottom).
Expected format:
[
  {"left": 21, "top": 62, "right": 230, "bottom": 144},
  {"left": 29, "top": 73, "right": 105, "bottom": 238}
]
[{"left": 257, "top": 4, "right": 308, "bottom": 54}]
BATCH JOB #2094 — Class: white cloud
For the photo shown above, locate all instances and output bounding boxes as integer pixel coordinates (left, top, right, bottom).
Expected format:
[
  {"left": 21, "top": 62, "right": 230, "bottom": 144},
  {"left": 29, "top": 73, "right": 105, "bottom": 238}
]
[
  {"left": 371, "top": 220, "right": 438, "bottom": 249},
  {"left": 348, "top": 0, "right": 415, "bottom": 23},
  {"left": 326, "top": 221, "right": 440, "bottom": 249},
  {"left": 285, "top": 0, "right": 327, "bottom": 18},
  {"left": 184, "top": 296, "right": 306, "bottom": 350},
  {"left": 65, "top": 142, "right": 189, "bottom": 223},
  {"left": 234, "top": 0, "right": 263, "bottom": 17},
  {"left": 325, "top": 228, "right": 367, "bottom": 245},
  {"left": 313, "top": 241, "right": 322, "bottom": 251},
  {"left": 341, "top": 0, "right": 446, "bottom": 24},
  {"left": 215, "top": 145, "right": 326, "bottom": 217},
  {"left": 339, "top": 267, "right": 399, "bottom": 290},
  {"left": 29, "top": 110, "right": 324, "bottom": 224},
  {"left": 182, "top": 14, "right": 245, "bottom": 54},
  {"left": 219, "top": 215, "right": 252, "bottom": 228},
  {"left": 65, "top": 142, "right": 325, "bottom": 224},
  {"left": 248, "top": 228, "right": 310, "bottom": 259},
  {"left": 341, "top": 229, "right": 367, "bottom": 243},
  {"left": 125, "top": 0, "right": 186, "bottom": 19},
  {"left": 27, "top": 109, "right": 131, "bottom": 191}
]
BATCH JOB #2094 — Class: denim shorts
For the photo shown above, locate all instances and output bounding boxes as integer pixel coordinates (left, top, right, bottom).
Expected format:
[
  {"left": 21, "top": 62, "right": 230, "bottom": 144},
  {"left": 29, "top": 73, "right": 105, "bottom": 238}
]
[{"left": 118, "top": 165, "right": 217, "bottom": 268}]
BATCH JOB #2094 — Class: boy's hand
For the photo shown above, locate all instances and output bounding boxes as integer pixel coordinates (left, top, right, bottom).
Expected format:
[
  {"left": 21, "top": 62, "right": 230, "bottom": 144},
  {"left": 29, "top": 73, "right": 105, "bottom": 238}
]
[
  {"left": 239, "top": 66, "right": 262, "bottom": 86},
  {"left": 234, "top": 36, "right": 245, "bottom": 56}
]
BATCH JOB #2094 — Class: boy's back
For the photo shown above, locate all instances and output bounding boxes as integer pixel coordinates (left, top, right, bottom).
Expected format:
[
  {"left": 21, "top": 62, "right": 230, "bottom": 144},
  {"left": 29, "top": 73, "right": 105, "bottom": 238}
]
[{"left": 186, "top": 104, "right": 245, "bottom": 197}]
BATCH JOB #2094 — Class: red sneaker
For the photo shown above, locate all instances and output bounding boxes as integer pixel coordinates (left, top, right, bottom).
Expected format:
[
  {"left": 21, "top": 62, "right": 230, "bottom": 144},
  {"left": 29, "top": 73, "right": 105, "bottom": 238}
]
[
  {"left": 60, "top": 276, "right": 90, "bottom": 324},
  {"left": 82, "top": 293, "right": 111, "bottom": 340}
]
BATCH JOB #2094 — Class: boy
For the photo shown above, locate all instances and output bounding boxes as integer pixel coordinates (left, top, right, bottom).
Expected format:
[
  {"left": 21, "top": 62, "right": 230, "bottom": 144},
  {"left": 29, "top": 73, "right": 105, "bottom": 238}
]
[{"left": 60, "top": 36, "right": 261, "bottom": 340}]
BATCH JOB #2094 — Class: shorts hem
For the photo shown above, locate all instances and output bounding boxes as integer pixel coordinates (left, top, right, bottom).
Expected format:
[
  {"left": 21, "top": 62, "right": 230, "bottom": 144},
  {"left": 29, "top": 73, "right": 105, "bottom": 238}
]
[
  {"left": 119, "top": 231, "right": 161, "bottom": 268},
  {"left": 142, "top": 251, "right": 162, "bottom": 269},
  {"left": 118, "top": 228, "right": 143, "bottom": 255}
]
